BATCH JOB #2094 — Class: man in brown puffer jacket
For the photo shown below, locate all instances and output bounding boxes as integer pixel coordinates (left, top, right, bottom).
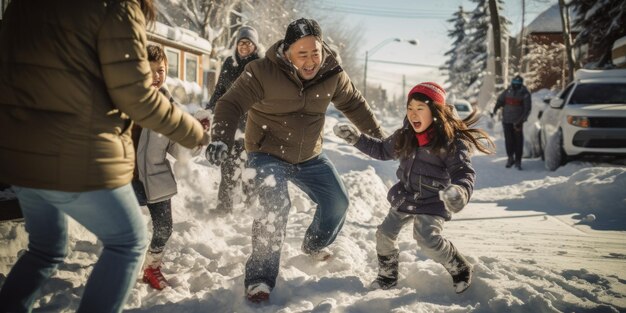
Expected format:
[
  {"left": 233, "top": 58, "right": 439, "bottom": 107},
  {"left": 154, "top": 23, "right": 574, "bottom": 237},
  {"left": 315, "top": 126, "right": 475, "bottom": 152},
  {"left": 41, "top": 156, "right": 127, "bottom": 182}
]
[
  {"left": 206, "top": 17, "right": 386, "bottom": 303},
  {"left": 0, "top": 1, "right": 207, "bottom": 312}
]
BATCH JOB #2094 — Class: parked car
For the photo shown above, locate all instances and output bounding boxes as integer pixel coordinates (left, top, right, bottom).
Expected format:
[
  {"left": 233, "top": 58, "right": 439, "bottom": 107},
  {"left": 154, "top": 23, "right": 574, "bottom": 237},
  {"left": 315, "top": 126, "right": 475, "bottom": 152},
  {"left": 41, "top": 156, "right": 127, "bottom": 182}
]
[
  {"left": 538, "top": 68, "right": 626, "bottom": 170},
  {"left": 523, "top": 89, "right": 553, "bottom": 158},
  {"left": 453, "top": 99, "right": 474, "bottom": 120}
]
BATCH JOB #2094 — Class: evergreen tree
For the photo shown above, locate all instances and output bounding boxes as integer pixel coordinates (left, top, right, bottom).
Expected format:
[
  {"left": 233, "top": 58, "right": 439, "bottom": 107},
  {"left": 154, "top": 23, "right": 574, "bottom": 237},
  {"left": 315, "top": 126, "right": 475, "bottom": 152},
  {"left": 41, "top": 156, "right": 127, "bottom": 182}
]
[
  {"left": 462, "top": 0, "right": 511, "bottom": 99},
  {"left": 570, "top": 0, "right": 626, "bottom": 67},
  {"left": 442, "top": 6, "right": 470, "bottom": 98},
  {"left": 521, "top": 41, "right": 565, "bottom": 91},
  {"left": 464, "top": 0, "right": 489, "bottom": 99}
]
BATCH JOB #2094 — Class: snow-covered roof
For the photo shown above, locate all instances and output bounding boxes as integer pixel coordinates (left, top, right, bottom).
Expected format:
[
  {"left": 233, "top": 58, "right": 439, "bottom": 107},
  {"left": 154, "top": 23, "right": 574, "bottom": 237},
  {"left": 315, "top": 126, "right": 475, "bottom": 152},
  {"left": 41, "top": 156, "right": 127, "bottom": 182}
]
[
  {"left": 148, "top": 21, "right": 212, "bottom": 55},
  {"left": 526, "top": 4, "right": 581, "bottom": 34}
]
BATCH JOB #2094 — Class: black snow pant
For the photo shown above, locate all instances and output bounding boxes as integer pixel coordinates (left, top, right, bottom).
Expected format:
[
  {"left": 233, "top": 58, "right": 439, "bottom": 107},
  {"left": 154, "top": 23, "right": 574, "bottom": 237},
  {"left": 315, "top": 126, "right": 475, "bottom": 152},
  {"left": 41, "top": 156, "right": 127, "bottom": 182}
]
[
  {"left": 502, "top": 123, "right": 524, "bottom": 164},
  {"left": 132, "top": 180, "right": 173, "bottom": 253}
]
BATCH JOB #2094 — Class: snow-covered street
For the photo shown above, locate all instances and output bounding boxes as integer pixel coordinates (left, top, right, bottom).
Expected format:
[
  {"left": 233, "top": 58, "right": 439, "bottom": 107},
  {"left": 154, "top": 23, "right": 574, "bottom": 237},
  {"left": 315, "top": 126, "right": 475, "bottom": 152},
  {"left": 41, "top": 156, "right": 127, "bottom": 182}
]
[{"left": 1, "top": 114, "right": 625, "bottom": 312}]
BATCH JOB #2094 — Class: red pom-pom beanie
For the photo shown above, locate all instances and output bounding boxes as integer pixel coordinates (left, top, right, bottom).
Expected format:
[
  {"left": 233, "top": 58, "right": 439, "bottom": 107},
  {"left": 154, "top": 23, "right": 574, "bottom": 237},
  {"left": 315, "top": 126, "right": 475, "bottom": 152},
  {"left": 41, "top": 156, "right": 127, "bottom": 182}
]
[{"left": 407, "top": 82, "right": 447, "bottom": 105}]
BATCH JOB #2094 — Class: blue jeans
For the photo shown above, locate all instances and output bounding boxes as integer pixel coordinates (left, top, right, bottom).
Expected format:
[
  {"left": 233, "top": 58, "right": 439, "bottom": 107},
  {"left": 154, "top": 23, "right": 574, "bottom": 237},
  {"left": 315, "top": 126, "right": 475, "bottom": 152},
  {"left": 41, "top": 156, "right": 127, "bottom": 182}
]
[
  {"left": 0, "top": 184, "right": 148, "bottom": 313},
  {"left": 244, "top": 153, "right": 349, "bottom": 289}
]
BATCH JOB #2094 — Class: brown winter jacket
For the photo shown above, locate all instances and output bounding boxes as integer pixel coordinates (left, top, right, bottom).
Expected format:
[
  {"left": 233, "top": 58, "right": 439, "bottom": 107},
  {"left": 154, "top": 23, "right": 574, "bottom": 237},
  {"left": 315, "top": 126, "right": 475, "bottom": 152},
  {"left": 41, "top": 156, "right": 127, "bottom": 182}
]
[
  {"left": 0, "top": 0, "right": 205, "bottom": 192},
  {"left": 211, "top": 40, "right": 385, "bottom": 164}
]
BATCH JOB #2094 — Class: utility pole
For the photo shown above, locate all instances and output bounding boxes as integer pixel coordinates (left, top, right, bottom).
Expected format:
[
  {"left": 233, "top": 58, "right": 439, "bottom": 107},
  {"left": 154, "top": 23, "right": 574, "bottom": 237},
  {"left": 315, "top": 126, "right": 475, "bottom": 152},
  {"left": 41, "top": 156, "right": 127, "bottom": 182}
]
[
  {"left": 488, "top": 0, "right": 504, "bottom": 91},
  {"left": 363, "top": 38, "right": 418, "bottom": 99},
  {"left": 402, "top": 74, "right": 406, "bottom": 98},
  {"left": 517, "top": 0, "right": 526, "bottom": 73}
]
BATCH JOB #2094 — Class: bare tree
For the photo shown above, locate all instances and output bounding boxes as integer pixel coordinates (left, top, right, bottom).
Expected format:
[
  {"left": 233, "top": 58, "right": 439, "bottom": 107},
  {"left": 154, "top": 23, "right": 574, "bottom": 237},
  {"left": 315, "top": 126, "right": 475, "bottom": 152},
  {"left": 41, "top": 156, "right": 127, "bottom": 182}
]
[
  {"left": 242, "top": 0, "right": 310, "bottom": 48},
  {"left": 312, "top": 17, "right": 365, "bottom": 86},
  {"left": 158, "top": 0, "right": 308, "bottom": 58},
  {"left": 157, "top": 0, "right": 239, "bottom": 58}
]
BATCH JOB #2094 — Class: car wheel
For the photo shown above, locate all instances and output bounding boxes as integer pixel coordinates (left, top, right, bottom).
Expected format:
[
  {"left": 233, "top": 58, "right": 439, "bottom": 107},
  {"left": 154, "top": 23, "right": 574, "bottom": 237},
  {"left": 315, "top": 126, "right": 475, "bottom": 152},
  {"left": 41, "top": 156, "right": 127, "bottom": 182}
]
[
  {"left": 533, "top": 131, "right": 541, "bottom": 160},
  {"left": 545, "top": 129, "right": 565, "bottom": 171}
]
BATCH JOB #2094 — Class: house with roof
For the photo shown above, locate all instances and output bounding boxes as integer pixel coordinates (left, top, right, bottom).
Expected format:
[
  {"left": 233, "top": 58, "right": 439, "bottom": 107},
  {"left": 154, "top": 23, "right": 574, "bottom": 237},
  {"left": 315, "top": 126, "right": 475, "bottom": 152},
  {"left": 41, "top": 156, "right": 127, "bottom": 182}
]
[{"left": 518, "top": 4, "right": 582, "bottom": 92}]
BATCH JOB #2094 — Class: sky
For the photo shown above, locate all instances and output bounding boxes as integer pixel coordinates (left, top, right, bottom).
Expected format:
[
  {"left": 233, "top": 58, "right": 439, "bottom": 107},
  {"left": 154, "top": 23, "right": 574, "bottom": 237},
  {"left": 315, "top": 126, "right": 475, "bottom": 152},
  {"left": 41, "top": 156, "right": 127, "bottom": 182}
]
[
  {"left": 1, "top": 93, "right": 625, "bottom": 312},
  {"left": 313, "top": 0, "right": 558, "bottom": 100}
]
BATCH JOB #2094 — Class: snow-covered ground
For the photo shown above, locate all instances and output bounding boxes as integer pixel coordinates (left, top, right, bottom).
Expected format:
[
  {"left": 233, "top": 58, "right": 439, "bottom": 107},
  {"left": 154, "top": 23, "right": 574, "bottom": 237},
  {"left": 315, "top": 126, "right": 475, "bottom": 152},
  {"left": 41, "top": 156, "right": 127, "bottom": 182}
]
[{"left": 1, "top": 112, "right": 625, "bottom": 313}]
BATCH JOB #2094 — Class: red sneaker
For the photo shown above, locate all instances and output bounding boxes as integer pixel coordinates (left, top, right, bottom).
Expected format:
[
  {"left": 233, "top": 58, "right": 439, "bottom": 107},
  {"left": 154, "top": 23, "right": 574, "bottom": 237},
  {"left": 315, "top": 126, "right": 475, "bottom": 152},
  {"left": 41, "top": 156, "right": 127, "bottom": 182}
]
[
  {"left": 246, "top": 283, "right": 270, "bottom": 303},
  {"left": 143, "top": 266, "right": 170, "bottom": 290}
]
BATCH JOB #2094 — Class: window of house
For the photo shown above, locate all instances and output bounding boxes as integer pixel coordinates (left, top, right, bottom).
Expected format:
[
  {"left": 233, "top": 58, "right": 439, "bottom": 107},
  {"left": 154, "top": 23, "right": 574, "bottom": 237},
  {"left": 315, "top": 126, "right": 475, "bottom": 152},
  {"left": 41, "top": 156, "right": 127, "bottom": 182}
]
[
  {"left": 185, "top": 54, "right": 198, "bottom": 83},
  {"left": 165, "top": 48, "right": 180, "bottom": 79}
]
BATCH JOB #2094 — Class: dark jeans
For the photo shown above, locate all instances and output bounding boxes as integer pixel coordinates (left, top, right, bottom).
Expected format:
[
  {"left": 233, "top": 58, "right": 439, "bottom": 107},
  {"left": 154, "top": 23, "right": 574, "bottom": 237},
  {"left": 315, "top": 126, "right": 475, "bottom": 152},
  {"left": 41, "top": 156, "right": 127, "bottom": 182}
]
[
  {"left": 503, "top": 123, "right": 524, "bottom": 163},
  {"left": 244, "top": 152, "right": 349, "bottom": 289},
  {"left": 132, "top": 180, "right": 172, "bottom": 253},
  {"left": 217, "top": 139, "right": 248, "bottom": 211}
]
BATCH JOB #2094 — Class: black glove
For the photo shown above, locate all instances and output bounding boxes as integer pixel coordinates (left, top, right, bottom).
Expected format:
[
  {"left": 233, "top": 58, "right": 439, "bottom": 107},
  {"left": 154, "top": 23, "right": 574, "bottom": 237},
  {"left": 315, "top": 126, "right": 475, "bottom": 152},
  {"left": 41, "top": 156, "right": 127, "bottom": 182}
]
[{"left": 205, "top": 141, "right": 228, "bottom": 166}]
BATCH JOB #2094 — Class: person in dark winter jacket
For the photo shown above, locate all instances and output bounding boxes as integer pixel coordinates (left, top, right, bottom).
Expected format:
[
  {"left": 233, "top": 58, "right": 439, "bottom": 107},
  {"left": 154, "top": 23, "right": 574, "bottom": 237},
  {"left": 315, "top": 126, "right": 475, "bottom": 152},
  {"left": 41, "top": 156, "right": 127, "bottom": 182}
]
[
  {"left": 334, "top": 82, "right": 495, "bottom": 294},
  {"left": 206, "top": 17, "right": 386, "bottom": 303},
  {"left": 206, "top": 25, "right": 263, "bottom": 214},
  {"left": 492, "top": 75, "right": 531, "bottom": 170}
]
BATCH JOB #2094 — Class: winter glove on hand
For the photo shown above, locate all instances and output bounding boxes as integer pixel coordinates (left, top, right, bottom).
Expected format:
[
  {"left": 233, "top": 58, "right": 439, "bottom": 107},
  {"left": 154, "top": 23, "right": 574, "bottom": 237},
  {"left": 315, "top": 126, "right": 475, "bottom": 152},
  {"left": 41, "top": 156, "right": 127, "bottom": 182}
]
[
  {"left": 439, "top": 185, "right": 468, "bottom": 213},
  {"left": 205, "top": 141, "right": 228, "bottom": 166},
  {"left": 198, "top": 119, "right": 210, "bottom": 131},
  {"left": 333, "top": 123, "right": 361, "bottom": 145},
  {"left": 193, "top": 109, "right": 212, "bottom": 131}
]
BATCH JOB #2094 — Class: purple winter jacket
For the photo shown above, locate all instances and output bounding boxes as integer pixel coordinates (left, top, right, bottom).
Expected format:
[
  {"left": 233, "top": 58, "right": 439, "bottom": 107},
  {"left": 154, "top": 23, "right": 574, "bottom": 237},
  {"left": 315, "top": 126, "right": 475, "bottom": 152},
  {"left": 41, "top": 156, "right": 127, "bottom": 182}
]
[{"left": 354, "top": 130, "right": 476, "bottom": 220}]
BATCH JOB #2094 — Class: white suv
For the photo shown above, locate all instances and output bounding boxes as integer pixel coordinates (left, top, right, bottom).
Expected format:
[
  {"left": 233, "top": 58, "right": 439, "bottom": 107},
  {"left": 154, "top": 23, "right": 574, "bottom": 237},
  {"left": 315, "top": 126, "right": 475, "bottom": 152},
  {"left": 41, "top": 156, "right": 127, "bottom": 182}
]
[{"left": 539, "top": 68, "right": 626, "bottom": 171}]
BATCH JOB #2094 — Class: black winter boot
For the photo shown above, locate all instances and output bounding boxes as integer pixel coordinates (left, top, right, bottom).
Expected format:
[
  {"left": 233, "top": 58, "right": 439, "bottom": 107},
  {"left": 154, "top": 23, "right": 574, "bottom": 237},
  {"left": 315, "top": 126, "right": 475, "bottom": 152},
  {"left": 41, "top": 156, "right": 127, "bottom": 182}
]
[
  {"left": 370, "top": 253, "right": 399, "bottom": 290},
  {"left": 444, "top": 253, "right": 473, "bottom": 294},
  {"left": 505, "top": 156, "right": 515, "bottom": 168}
]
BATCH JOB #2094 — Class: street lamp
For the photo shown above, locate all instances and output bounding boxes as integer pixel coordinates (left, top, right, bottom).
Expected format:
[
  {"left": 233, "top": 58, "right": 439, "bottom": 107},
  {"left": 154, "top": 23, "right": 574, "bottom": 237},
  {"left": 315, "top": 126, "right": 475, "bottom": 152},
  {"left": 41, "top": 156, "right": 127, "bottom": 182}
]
[{"left": 363, "top": 38, "right": 419, "bottom": 99}]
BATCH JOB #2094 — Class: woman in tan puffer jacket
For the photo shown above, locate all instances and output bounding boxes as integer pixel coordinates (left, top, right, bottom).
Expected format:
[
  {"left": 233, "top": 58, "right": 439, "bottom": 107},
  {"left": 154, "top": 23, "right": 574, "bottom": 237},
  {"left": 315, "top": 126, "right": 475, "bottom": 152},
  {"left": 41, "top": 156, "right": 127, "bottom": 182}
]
[{"left": 0, "top": 1, "right": 207, "bottom": 312}]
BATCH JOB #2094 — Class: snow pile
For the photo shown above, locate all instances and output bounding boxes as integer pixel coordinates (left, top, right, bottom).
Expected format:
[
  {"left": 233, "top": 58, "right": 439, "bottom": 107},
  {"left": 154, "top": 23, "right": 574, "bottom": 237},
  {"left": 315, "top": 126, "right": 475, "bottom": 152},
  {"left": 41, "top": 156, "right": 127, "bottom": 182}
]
[{"left": 1, "top": 114, "right": 625, "bottom": 312}]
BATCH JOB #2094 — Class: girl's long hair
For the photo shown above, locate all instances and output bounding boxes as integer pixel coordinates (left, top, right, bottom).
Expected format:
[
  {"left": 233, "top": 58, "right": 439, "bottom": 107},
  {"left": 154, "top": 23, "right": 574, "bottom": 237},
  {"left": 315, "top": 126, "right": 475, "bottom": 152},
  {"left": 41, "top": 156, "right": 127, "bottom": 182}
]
[{"left": 394, "top": 93, "right": 495, "bottom": 158}]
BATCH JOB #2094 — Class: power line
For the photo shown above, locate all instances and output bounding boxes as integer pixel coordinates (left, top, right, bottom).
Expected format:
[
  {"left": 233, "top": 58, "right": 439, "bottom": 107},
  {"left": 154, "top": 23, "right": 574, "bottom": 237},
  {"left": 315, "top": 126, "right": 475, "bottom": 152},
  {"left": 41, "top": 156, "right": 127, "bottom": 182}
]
[
  {"left": 317, "top": 2, "right": 451, "bottom": 19},
  {"left": 319, "top": 5, "right": 451, "bottom": 16},
  {"left": 318, "top": 1, "right": 453, "bottom": 15},
  {"left": 360, "top": 59, "right": 441, "bottom": 68},
  {"left": 317, "top": 7, "right": 450, "bottom": 19}
]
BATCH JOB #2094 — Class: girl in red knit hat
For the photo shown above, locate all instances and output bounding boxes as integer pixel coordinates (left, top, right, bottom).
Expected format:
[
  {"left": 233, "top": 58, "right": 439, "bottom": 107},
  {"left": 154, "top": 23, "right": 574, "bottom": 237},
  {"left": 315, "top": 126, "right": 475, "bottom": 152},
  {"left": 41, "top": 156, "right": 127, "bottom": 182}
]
[{"left": 333, "top": 82, "right": 494, "bottom": 293}]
